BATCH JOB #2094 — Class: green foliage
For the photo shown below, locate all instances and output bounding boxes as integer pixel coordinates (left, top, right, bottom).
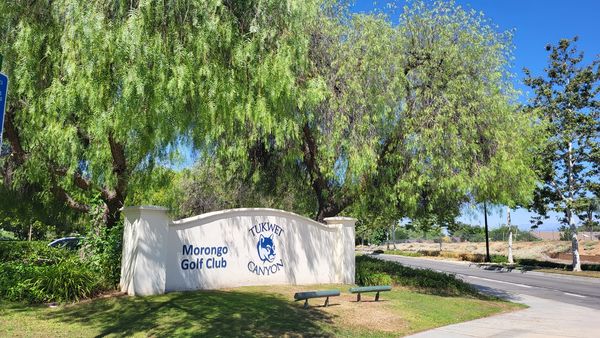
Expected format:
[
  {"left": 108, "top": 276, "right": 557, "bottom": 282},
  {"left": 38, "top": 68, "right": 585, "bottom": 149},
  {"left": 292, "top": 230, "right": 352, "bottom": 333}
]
[
  {"left": 32, "top": 258, "right": 101, "bottom": 303},
  {"left": 0, "top": 185, "right": 82, "bottom": 240},
  {"left": 213, "top": 0, "right": 538, "bottom": 225},
  {"left": 127, "top": 166, "right": 185, "bottom": 216},
  {"left": 0, "top": 240, "right": 72, "bottom": 264},
  {"left": 358, "top": 272, "right": 394, "bottom": 287},
  {"left": 177, "top": 157, "right": 316, "bottom": 219},
  {"left": 516, "top": 258, "right": 600, "bottom": 272},
  {"left": 490, "top": 255, "right": 509, "bottom": 264},
  {"left": 449, "top": 223, "right": 540, "bottom": 242},
  {"left": 0, "top": 258, "right": 102, "bottom": 303},
  {"left": 525, "top": 37, "right": 600, "bottom": 270},
  {"left": 448, "top": 223, "right": 486, "bottom": 242},
  {"left": 355, "top": 255, "right": 480, "bottom": 296},
  {"left": 81, "top": 223, "right": 124, "bottom": 287},
  {"left": 0, "top": 229, "right": 17, "bottom": 240},
  {"left": 0, "top": 0, "right": 320, "bottom": 227},
  {"left": 0, "top": 241, "right": 104, "bottom": 303},
  {"left": 489, "top": 226, "right": 540, "bottom": 242},
  {"left": 362, "top": 0, "right": 538, "bottom": 225}
]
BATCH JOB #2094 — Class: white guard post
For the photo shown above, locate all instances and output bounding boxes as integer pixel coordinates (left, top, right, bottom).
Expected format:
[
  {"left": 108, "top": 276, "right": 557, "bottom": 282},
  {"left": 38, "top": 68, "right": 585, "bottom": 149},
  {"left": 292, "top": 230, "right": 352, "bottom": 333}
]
[{"left": 120, "top": 207, "right": 357, "bottom": 296}]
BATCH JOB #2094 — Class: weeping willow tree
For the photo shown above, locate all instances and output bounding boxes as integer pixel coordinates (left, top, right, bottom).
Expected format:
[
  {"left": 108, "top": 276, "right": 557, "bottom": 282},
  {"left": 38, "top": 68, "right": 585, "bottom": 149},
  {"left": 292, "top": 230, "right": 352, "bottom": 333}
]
[{"left": 0, "top": 0, "right": 318, "bottom": 227}]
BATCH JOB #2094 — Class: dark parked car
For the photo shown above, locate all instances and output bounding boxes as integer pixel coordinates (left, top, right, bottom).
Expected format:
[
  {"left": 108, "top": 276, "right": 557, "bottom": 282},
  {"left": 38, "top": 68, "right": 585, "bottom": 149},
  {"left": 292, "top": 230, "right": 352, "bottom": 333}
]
[{"left": 48, "top": 237, "right": 83, "bottom": 250}]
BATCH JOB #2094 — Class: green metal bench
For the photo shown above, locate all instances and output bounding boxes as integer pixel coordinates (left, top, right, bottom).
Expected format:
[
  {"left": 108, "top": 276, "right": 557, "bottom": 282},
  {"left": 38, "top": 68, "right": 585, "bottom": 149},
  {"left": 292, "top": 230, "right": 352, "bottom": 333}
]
[
  {"left": 293, "top": 289, "right": 340, "bottom": 308},
  {"left": 349, "top": 285, "right": 392, "bottom": 302}
]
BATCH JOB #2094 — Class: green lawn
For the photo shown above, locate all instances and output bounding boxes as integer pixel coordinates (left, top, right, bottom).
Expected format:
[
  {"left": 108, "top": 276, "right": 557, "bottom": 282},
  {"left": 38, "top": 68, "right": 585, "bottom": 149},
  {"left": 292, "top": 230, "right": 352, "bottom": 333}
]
[{"left": 1, "top": 284, "right": 524, "bottom": 337}]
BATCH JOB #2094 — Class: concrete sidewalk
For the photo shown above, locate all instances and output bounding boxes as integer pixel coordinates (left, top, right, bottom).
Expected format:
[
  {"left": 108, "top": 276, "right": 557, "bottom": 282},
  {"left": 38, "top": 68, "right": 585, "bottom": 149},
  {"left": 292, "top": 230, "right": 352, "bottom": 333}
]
[{"left": 406, "top": 294, "right": 600, "bottom": 337}]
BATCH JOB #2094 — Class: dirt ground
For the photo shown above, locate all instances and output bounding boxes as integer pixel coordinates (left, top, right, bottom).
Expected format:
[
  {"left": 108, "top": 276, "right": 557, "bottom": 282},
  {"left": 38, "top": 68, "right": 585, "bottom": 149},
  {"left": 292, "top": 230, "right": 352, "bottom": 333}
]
[{"left": 371, "top": 240, "right": 600, "bottom": 261}]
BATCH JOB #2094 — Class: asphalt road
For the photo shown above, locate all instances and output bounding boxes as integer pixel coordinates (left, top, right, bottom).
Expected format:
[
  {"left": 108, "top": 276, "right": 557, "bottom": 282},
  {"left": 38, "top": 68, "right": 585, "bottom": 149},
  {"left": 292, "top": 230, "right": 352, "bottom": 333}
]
[{"left": 373, "top": 254, "right": 600, "bottom": 310}]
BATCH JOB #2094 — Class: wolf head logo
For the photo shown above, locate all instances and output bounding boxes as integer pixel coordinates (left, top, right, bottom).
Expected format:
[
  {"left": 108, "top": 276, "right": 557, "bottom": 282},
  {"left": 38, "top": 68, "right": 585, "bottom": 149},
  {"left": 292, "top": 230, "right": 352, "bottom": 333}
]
[{"left": 257, "top": 234, "right": 276, "bottom": 263}]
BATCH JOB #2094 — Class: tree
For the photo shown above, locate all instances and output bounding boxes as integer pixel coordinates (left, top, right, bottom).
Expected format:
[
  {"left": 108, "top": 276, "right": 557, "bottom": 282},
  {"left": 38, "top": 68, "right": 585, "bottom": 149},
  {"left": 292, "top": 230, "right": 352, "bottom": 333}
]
[
  {"left": 525, "top": 37, "right": 600, "bottom": 271},
  {"left": 177, "top": 156, "right": 315, "bottom": 218},
  {"left": 0, "top": 183, "right": 81, "bottom": 240},
  {"left": 356, "top": 0, "right": 537, "bottom": 232},
  {"left": 576, "top": 197, "right": 599, "bottom": 241},
  {"left": 221, "top": 2, "right": 405, "bottom": 221},
  {"left": 223, "top": 1, "right": 538, "bottom": 229},
  {"left": 0, "top": 0, "right": 318, "bottom": 228}
]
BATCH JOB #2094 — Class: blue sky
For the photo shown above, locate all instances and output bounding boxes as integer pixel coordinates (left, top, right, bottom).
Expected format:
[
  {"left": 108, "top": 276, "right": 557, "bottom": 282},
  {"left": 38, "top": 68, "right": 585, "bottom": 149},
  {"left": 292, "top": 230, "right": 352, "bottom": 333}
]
[{"left": 351, "top": 0, "right": 600, "bottom": 231}]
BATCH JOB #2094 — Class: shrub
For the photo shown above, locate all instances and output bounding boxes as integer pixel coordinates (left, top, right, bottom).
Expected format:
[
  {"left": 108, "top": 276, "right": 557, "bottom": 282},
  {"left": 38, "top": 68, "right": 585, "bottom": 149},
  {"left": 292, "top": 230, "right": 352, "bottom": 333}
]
[
  {"left": 0, "top": 258, "right": 103, "bottom": 303},
  {"left": 490, "top": 254, "right": 508, "bottom": 264},
  {"left": 0, "top": 240, "right": 109, "bottom": 303},
  {"left": 356, "top": 255, "right": 480, "bottom": 297},
  {"left": 516, "top": 258, "right": 600, "bottom": 271},
  {"left": 418, "top": 250, "right": 440, "bottom": 257},
  {"left": 32, "top": 258, "right": 102, "bottom": 303},
  {"left": 0, "top": 240, "right": 73, "bottom": 265},
  {"left": 81, "top": 223, "right": 123, "bottom": 287},
  {"left": 356, "top": 262, "right": 393, "bottom": 286}
]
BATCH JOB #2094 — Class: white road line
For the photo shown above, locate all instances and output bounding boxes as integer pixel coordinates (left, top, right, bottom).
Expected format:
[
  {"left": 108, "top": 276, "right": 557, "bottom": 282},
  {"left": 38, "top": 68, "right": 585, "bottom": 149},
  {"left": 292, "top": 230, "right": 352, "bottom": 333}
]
[
  {"left": 563, "top": 292, "right": 587, "bottom": 298},
  {"left": 464, "top": 275, "right": 533, "bottom": 288}
]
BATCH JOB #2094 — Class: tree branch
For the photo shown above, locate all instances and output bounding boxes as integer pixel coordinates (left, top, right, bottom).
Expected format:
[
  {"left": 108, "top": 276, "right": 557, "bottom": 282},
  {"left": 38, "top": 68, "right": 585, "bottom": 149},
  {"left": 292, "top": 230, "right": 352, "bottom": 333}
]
[
  {"left": 52, "top": 186, "right": 91, "bottom": 213},
  {"left": 3, "top": 107, "right": 27, "bottom": 166},
  {"left": 108, "top": 132, "right": 128, "bottom": 201},
  {"left": 550, "top": 179, "right": 567, "bottom": 202},
  {"left": 52, "top": 167, "right": 93, "bottom": 191}
]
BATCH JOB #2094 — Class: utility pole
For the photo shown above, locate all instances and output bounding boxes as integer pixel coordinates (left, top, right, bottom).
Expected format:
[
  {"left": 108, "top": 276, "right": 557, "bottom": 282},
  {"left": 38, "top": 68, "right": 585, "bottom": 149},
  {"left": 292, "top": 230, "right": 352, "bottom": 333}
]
[{"left": 484, "top": 202, "right": 490, "bottom": 262}]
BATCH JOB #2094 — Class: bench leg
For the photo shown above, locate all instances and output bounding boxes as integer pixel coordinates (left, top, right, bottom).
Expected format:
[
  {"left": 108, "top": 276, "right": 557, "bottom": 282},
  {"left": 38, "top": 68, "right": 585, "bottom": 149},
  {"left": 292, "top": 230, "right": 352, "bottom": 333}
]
[
  {"left": 375, "top": 292, "right": 380, "bottom": 302},
  {"left": 324, "top": 297, "right": 329, "bottom": 307},
  {"left": 304, "top": 299, "right": 309, "bottom": 309},
  {"left": 357, "top": 293, "right": 361, "bottom": 302}
]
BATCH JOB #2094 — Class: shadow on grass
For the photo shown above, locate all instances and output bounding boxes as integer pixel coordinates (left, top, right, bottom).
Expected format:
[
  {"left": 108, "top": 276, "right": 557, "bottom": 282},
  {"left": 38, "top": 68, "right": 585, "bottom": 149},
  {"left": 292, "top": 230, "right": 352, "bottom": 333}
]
[{"left": 44, "top": 290, "right": 335, "bottom": 337}]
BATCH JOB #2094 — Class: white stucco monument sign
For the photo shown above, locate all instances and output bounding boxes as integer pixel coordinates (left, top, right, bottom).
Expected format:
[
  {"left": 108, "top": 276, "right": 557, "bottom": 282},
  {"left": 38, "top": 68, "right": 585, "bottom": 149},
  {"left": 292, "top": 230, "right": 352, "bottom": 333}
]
[{"left": 119, "top": 206, "right": 357, "bottom": 296}]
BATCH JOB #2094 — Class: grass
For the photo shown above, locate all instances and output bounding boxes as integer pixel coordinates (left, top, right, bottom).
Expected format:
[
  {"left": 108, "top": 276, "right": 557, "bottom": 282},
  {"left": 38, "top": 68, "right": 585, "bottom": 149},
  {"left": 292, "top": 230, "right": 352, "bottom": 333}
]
[{"left": 0, "top": 284, "right": 523, "bottom": 337}]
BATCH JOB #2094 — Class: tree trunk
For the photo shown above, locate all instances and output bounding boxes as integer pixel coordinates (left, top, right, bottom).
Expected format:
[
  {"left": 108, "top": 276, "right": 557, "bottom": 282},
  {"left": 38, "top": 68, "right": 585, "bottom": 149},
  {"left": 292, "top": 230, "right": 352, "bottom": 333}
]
[
  {"left": 28, "top": 223, "right": 32, "bottom": 241},
  {"left": 507, "top": 207, "right": 514, "bottom": 264},
  {"left": 589, "top": 209, "right": 594, "bottom": 241},
  {"left": 484, "top": 202, "right": 490, "bottom": 263},
  {"left": 565, "top": 141, "right": 581, "bottom": 271},
  {"left": 386, "top": 229, "right": 390, "bottom": 250},
  {"left": 392, "top": 222, "right": 397, "bottom": 249},
  {"left": 508, "top": 231, "right": 513, "bottom": 264},
  {"left": 567, "top": 208, "right": 582, "bottom": 271}
]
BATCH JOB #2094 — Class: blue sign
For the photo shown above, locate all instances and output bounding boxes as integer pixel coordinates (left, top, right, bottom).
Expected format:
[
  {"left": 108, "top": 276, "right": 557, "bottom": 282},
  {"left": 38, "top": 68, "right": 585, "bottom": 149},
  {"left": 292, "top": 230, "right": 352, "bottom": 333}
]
[{"left": 0, "top": 73, "right": 8, "bottom": 147}]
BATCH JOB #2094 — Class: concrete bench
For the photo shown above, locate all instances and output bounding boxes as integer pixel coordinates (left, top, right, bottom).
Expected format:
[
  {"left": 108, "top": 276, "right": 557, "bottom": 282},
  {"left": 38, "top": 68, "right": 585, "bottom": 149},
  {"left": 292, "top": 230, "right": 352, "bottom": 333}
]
[
  {"left": 293, "top": 289, "right": 340, "bottom": 308},
  {"left": 349, "top": 285, "right": 392, "bottom": 302}
]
